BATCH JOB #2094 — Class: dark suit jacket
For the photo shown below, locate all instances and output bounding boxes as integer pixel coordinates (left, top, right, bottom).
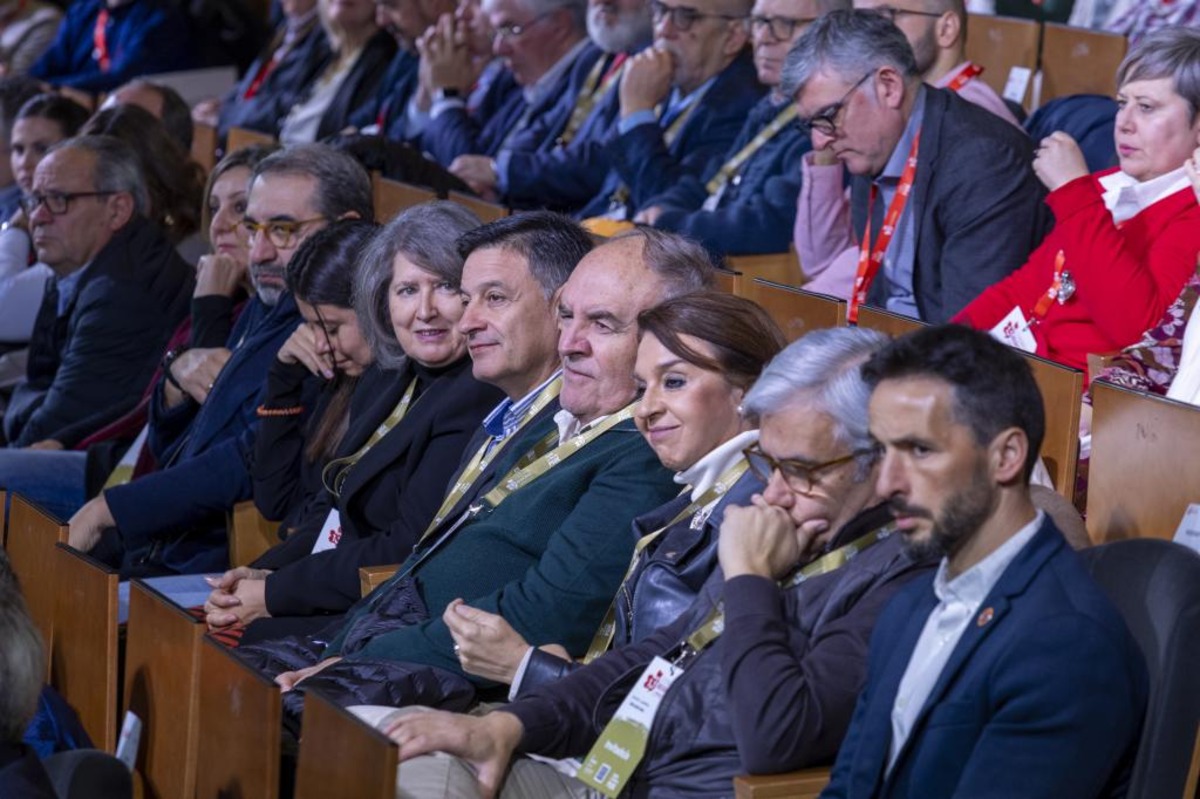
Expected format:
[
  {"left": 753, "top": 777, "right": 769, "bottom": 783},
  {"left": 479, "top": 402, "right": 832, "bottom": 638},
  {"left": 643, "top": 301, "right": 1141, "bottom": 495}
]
[
  {"left": 4, "top": 217, "right": 193, "bottom": 448},
  {"left": 823, "top": 518, "right": 1147, "bottom": 799},
  {"left": 348, "top": 47, "right": 419, "bottom": 141},
  {"left": 255, "top": 357, "right": 503, "bottom": 617},
  {"left": 421, "top": 64, "right": 535, "bottom": 166},
  {"left": 303, "top": 29, "right": 398, "bottom": 141},
  {"left": 218, "top": 20, "right": 327, "bottom": 140},
  {"left": 852, "top": 87, "right": 1052, "bottom": 323},
  {"left": 578, "top": 48, "right": 765, "bottom": 219},
  {"left": 0, "top": 743, "right": 56, "bottom": 799}
]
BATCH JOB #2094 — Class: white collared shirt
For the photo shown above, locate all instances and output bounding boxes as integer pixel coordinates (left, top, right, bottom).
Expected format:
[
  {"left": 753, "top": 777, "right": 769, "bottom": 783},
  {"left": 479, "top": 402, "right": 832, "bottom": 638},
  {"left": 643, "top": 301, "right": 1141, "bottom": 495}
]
[
  {"left": 552, "top": 407, "right": 611, "bottom": 442},
  {"left": 1098, "top": 165, "right": 1191, "bottom": 225},
  {"left": 676, "top": 429, "right": 758, "bottom": 502},
  {"left": 886, "top": 510, "right": 1045, "bottom": 772}
]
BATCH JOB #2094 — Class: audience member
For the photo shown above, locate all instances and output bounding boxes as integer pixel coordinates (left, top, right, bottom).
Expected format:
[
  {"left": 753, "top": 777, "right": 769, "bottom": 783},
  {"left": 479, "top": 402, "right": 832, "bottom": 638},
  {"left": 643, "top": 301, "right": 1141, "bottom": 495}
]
[
  {"left": 785, "top": 10, "right": 1048, "bottom": 322},
  {"left": 0, "top": 0, "right": 61, "bottom": 75},
  {"left": 380, "top": 325, "right": 930, "bottom": 797},
  {"left": 822, "top": 324, "right": 1147, "bottom": 798},
  {"left": 633, "top": 0, "right": 838, "bottom": 255},
  {"left": 100, "top": 78, "right": 194, "bottom": 151},
  {"left": 955, "top": 27, "right": 1200, "bottom": 376},
  {"left": 205, "top": 206, "right": 505, "bottom": 643},
  {"left": 66, "top": 143, "right": 370, "bottom": 577},
  {"left": 0, "top": 75, "right": 39, "bottom": 217},
  {"left": 29, "top": 0, "right": 194, "bottom": 93},
  {"left": 3, "top": 135, "right": 194, "bottom": 450}
]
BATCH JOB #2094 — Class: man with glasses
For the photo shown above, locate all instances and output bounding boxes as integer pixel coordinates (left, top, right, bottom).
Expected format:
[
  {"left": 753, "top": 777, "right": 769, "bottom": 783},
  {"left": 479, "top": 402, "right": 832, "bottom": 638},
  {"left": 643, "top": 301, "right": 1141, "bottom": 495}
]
[
  {"left": 576, "top": 0, "right": 764, "bottom": 221},
  {"left": 67, "top": 144, "right": 372, "bottom": 578},
  {"left": 2, "top": 135, "right": 193, "bottom": 453},
  {"left": 785, "top": 9, "right": 1048, "bottom": 322},
  {"left": 631, "top": 0, "right": 847, "bottom": 255},
  {"left": 377, "top": 326, "right": 933, "bottom": 798}
]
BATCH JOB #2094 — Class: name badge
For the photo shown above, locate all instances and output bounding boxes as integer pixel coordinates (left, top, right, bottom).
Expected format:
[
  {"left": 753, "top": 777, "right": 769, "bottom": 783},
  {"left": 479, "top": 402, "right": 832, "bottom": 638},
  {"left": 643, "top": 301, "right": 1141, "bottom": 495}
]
[
  {"left": 577, "top": 655, "right": 681, "bottom": 797},
  {"left": 1173, "top": 503, "right": 1200, "bottom": 556},
  {"left": 989, "top": 306, "right": 1037, "bottom": 354},
  {"left": 311, "top": 508, "right": 343, "bottom": 554},
  {"left": 701, "top": 182, "right": 728, "bottom": 211}
]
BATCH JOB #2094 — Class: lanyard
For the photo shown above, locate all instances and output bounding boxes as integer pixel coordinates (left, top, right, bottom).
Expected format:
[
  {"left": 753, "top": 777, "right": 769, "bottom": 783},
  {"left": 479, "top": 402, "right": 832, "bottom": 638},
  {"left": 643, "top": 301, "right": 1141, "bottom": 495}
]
[
  {"left": 243, "top": 55, "right": 279, "bottom": 100},
  {"left": 849, "top": 130, "right": 921, "bottom": 324},
  {"left": 583, "top": 459, "right": 750, "bottom": 663},
  {"left": 943, "top": 61, "right": 983, "bottom": 92},
  {"left": 321, "top": 379, "right": 417, "bottom": 498},
  {"left": 92, "top": 8, "right": 111, "bottom": 72},
  {"left": 704, "top": 105, "right": 798, "bottom": 197},
  {"left": 422, "top": 375, "right": 562, "bottom": 535},
  {"left": 558, "top": 54, "right": 627, "bottom": 147},
  {"left": 1029, "top": 249, "right": 1077, "bottom": 324},
  {"left": 607, "top": 89, "right": 707, "bottom": 212}
]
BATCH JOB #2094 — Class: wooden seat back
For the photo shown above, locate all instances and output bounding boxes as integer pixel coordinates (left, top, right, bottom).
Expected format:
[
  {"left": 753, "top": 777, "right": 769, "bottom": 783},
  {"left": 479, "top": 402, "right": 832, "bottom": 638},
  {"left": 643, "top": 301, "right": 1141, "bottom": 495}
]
[
  {"left": 194, "top": 637, "right": 282, "bottom": 799},
  {"left": 734, "top": 766, "right": 831, "bottom": 798},
  {"left": 1086, "top": 382, "right": 1200, "bottom": 544},
  {"left": 227, "top": 126, "right": 277, "bottom": 154},
  {"left": 7, "top": 495, "right": 67, "bottom": 677},
  {"left": 1023, "top": 352, "right": 1082, "bottom": 498},
  {"left": 373, "top": 174, "right": 437, "bottom": 222},
  {"left": 448, "top": 190, "right": 509, "bottom": 223},
  {"left": 360, "top": 565, "right": 399, "bottom": 597},
  {"left": 191, "top": 122, "right": 218, "bottom": 174},
  {"left": 853, "top": 305, "right": 924, "bottom": 339},
  {"left": 740, "top": 279, "right": 846, "bottom": 341},
  {"left": 51, "top": 544, "right": 119, "bottom": 751},
  {"left": 229, "top": 500, "right": 278, "bottom": 567},
  {"left": 713, "top": 268, "right": 738, "bottom": 295},
  {"left": 123, "top": 580, "right": 205, "bottom": 798},
  {"left": 1039, "top": 24, "right": 1128, "bottom": 105},
  {"left": 294, "top": 691, "right": 398, "bottom": 799},
  {"left": 964, "top": 14, "right": 1040, "bottom": 108},
  {"left": 727, "top": 252, "right": 803, "bottom": 290}
]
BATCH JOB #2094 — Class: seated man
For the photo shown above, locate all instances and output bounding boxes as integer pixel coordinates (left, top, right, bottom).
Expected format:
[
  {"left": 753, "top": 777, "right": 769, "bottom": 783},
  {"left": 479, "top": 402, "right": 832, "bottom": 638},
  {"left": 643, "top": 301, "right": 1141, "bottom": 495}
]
[
  {"left": 3, "top": 136, "right": 193, "bottom": 449},
  {"left": 577, "top": 0, "right": 764, "bottom": 221},
  {"left": 823, "top": 325, "right": 1147, "bottom": 798},
  {"left": 65, "top": 144, "right": 369, "bottom": 577},
  {"left": 786, "top": 9, "right": 1049, "bottom": 321},
  {"left": 634, "top": 0, "right": 843, "bottom": 255},
  {"left": 379, "top": 326, "right": 931, "bottom": 797},
  {"left": 230, "top": 229, "right": 708, "bottom": 721},
  {"left": 29, "top": 0, "right": 193, "bottom": 93},
  {"left": 100, "top": 78, "right": 194, "bottom": 152}
]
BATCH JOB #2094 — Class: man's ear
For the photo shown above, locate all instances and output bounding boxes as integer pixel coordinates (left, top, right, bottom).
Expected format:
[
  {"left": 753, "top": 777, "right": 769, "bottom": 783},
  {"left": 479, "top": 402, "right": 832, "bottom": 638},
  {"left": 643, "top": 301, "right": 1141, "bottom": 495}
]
[
  {"left": 935, "top": 10, "right": 961, "bottom": 50},
  {"left": 106, "top": 191, "right": 136, "bottom": 231},
  {"left": 723, "top": 20, "right": 750, "bottom": 57},
  {"left": 875, "top": 65, "right": 907, "bottom": 110},
  {"left": 989, "top": 426, "right": 1030, "bottom": 486}
]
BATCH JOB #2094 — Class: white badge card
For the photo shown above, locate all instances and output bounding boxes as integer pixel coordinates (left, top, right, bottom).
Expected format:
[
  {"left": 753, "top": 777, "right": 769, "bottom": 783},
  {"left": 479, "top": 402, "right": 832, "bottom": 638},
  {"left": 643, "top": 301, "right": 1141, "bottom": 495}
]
[
  {"left": 1003, "top": 66, "right": 1032, "bottom": 104},
  {"left": 989, "top": 306, "right": 1037, "bottom": 354},
  {"left": 577, "top": 655, "right": 682, "bottom": 797},
  {"left": 311, "top": 508, "right": 343, "bottom": 554},
  {"left": 1173, "top": 503, "right": 1200, "bottom": 556}
]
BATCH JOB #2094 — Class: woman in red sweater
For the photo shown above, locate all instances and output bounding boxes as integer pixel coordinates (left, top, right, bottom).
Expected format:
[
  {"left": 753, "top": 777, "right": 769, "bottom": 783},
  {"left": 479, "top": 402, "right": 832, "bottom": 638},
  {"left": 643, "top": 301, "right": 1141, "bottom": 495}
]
[{"left": 954, "top": 27, "right": 1200, "bottom": 377}]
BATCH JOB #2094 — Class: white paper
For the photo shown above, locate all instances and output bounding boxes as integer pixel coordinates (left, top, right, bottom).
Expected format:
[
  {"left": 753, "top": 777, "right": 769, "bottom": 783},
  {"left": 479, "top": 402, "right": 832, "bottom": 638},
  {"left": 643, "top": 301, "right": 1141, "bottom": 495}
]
[
  {"left": 1003, "top": 66, "right": 1032, "bottom": 104},
  {"left": 1172, "top": 503, "right": 1200, "bottom": 555},
  {"left": 116, "top": 712, "right": 142, "bottom": 770},
  {"left": 989, "top": 306, "right": 1037, "bottom": 353},
  {"left": 311, "top": 508, "right": 343, "bottom": 553}
]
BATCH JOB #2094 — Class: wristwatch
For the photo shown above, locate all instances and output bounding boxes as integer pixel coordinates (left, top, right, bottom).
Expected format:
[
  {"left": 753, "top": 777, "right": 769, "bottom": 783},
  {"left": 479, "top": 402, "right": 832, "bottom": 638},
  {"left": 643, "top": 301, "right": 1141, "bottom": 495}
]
[{"left": 161, "top": 346, "right": 188, "bottom": 391}]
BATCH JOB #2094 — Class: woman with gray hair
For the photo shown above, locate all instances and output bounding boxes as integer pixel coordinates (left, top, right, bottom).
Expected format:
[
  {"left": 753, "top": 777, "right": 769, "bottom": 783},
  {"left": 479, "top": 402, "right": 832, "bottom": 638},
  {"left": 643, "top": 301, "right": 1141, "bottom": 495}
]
[
  {"left": 955, "top": 25, "right": 1200, "bottom": 378},
  {"left": 205, "top": 202, "right": 504, "bottom": 645}
]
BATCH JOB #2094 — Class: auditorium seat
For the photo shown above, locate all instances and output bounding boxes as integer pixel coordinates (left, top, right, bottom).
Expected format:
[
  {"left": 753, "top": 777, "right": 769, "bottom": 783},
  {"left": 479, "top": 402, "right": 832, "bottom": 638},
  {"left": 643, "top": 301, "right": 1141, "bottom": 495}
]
[
  {"left": 227, "top": 126, "right": 278, "bottom": 154},
  {"left": 448, "top": 190, "right": 509, "bottom": 224},
  {"left": 739, "top": 279, "right": 847, "bottom": 341},
  {"left": 192, "top": 122, "right": 218, "bottom": 174},
  {"left": 964, "top": 14, "right": 1040, "bottom": 109},
  {"left": 5, "top": 494, "right": 64, "bottom": 672},
  {"left": 1022, "top": 352, "right": 1082, "bottom": 499},
  {"left": 1039, "top": 23, "right": 1128, "bottom": 105},
  {"left": 229, "top": 499, "right": 279, "bottom": 567},
  {"left": 373, "top": 174, "right": 438, "bottom": 223},
  {"left": 294, "top": 690, "right": 398, "bottom": 799},
  {"left": 734, "top": 766, "right": 831, "bottom": 798}
]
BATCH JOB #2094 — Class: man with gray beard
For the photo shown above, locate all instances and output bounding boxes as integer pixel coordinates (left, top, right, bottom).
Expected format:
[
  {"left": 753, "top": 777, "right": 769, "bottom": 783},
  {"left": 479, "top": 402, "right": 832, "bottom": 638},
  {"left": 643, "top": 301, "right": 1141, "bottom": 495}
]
[{"left": 66, "top": 144, "right": 374, "bottom": 578}]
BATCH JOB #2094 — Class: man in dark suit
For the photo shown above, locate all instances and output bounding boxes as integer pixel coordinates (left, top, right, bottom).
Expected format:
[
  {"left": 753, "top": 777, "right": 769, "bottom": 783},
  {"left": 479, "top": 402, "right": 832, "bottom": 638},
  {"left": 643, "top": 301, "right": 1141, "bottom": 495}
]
[
  {"left": 66, "top": 144, "right": 373, "bottom": 577},
  {"left": 821, "top": 325, "right": 1147, "bottom": 799},
  {"left": 787, "top": 10, "right": 1050, "bottom": 322},
  {"left": 4, "top": 136, "right": 193, "bottom": 450}
]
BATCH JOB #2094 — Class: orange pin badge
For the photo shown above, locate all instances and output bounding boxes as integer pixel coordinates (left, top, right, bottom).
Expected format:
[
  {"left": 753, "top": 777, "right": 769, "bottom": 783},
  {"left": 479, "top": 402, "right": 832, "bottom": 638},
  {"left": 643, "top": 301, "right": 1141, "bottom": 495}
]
[{"left": 977, "top": 607, "right": 994, "bottom": 627}]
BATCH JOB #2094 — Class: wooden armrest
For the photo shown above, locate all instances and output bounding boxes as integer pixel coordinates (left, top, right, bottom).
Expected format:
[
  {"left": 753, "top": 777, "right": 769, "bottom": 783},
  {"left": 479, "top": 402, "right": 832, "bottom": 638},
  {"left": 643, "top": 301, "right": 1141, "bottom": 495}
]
[
  {"left": 733, "top": 767, "right": 832, "bottom": 799},
  {"left": 226, "top": 501, "right": 278, "bottom": 567},
  {"left": 359, "top": 565, "right": 399, "bottom": 597}
]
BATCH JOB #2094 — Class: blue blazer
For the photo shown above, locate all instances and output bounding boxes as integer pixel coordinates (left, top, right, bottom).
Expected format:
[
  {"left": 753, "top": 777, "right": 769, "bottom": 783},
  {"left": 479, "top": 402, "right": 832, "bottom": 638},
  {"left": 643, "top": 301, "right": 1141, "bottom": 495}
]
[
  {"left": 420, "top": 64, "right": 523, "bottom": 166},
  {"left": 348, "top": 47, "right": 419, "bottom": 141},
  {"left": 822, "top": 518, "right": 1147, "bottom": 799},
  {"left": 577, "top": 48, "right": 765, "bottom": 219}
]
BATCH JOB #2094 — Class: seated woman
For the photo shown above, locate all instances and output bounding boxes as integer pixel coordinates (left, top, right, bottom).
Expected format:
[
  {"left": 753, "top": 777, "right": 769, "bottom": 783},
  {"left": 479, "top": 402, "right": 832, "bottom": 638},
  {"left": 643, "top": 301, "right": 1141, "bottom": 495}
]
[
  {"left": 442, "top": 291, "right": 788, "bottom": 694},
  {"left": 204, "top": 202, "right": 504, "bottom": 644},
  {"left": 954, "top": 27, "right": 1200, "bottom": 376}
]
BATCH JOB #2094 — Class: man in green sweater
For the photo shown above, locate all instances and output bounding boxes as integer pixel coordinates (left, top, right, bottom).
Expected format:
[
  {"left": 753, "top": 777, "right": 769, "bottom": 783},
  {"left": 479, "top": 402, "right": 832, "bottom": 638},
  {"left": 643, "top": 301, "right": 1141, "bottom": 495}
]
[{"left": 235, "top": 225, "right": 714, "bottom": 720}]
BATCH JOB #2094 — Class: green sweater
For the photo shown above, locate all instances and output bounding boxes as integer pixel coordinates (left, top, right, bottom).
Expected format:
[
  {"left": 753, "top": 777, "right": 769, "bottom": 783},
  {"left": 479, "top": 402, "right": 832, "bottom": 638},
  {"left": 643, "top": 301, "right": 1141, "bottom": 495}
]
[{"left": 325, "top": 416, "right": 679, "bottom": 684}]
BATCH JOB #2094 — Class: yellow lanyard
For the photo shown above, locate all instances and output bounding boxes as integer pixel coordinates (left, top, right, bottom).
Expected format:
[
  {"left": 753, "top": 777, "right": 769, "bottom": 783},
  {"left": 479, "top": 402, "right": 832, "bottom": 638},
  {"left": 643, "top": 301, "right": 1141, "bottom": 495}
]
[
  {"left": 583, "top": 459, "right": 750, "bottom": 663},
  {"left": 558, "top": 57, "right": 625, "bottom": 147},
  {"left": 422, "top": 376, "right": 562, "bottom": 535},
  {"left": 608, "top": 89, "right": 708, "bottom": 210},
  {"left": 704, "top": 104, "right": 798, "bottom": 196},
  {"left": 321, "top": 379, "right": 417, "bottom": 498}
]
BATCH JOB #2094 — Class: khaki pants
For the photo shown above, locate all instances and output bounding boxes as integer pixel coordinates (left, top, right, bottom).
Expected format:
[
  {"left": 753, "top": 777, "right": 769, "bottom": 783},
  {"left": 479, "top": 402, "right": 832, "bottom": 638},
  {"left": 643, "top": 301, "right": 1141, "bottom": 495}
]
[{"left": 395, "top": 752, "right": 602, "bottom": 799}]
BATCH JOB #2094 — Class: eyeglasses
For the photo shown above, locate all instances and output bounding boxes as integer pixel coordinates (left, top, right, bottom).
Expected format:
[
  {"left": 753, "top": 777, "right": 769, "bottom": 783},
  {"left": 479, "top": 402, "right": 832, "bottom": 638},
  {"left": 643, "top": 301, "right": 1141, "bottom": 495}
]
[
  {"left": 242, "top": 217, "right": 326, "bottom": 249},
  {"left": 743, "top": 443, "right": 878, "bottom": 496},
  {"left": 650, "top": 0, "right": 744, "bottom": 32},
  {"left": 493, "top": 10, "right": 554, "bottom": 39},
  {"left": 749, "top": 14, "right": 815, "bottom": 41},
  {"left": 797, "top": 71, "right": 873, "bottom": 137},
  {"left": 21, "top": 190, "right": 116, "bottom": 216},
  {"left": 867, "top": 5, "right": 944, "bottom": 22}
]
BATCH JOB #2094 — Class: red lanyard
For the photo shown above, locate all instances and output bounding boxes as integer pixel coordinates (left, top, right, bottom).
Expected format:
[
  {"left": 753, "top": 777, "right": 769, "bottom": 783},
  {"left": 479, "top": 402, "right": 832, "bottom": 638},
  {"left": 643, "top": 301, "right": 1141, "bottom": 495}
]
[
  {"left": 242, "top": 55, "right": 278, "bottom": 100},
  {"left": 849, "top": 131, "right": 921, "bottom": 323},
  {"left": 943, "top": 61, "right": 983, "bottom": 93},
  {"left": 92, "top": 8, "right": 111, "bottom": 72},
  {"left": 1031, "top": 250, "right": 1067, "bottom": 321}
]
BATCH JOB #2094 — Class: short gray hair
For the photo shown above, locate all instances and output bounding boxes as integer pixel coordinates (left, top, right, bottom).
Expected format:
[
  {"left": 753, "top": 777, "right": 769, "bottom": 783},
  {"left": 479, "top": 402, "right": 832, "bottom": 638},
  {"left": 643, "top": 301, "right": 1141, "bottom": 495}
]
[
  {"left": 780, "top": 8, "right": 918, "bottom": 99},
  {"left": 610, "top": 227, "right": 715, "bottom": 298},
  {"left": 1117, "top": 26, "right": 1200, "bottom": 120},
  {"left": 355, "top": 201, "right": 481, "bottom": 369},
  {"left": 252, "top": 143, "right": 374, "bottom": 222},
  {"left": 50, "top": 134, "right": 150, "bottom": 216},
  {"left": 743, "top": 326, "right": 889, "bottom": 479},
  {"left": 0, "top": 553, "right": 44, "bottom": 743}
]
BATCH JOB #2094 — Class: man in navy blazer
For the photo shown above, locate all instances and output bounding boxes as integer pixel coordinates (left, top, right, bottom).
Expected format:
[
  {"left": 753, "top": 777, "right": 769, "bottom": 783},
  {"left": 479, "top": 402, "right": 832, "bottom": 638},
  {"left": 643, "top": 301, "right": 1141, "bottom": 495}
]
[
  {"left": 822, "top": 325, "right": 1147, "bottom": 799},
  {"left": 66, "top": 144, "right": 375, "bottom": 577}
]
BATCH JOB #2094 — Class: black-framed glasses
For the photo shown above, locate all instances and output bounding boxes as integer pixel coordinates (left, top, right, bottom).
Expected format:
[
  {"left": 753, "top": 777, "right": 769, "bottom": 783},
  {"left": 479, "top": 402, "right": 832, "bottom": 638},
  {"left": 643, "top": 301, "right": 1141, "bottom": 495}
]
[
  {"left": 798, "top": 70, "right": 873, "bottom": 137},
  {"left": 743, "top": 443, "right": 878, "bottom": 495},
  {"left": 242, "top": 217, "right": 326, "bottom": 249},
  {"left": 867, "top": 5, "right": 944, "bottom": 22},
  {"left": 650, "top": 0, "right": 745, "bottom": 31},
  {"left": 494, "top": 9, "right": 555, "bottom": 39},
  {"left": 749, "top": 14, "right": 816, "bottom": 41},
  {"left": 21, "top": 190, "right": 115, "bottom": 216}
]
